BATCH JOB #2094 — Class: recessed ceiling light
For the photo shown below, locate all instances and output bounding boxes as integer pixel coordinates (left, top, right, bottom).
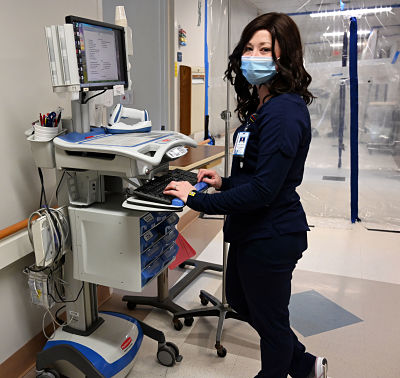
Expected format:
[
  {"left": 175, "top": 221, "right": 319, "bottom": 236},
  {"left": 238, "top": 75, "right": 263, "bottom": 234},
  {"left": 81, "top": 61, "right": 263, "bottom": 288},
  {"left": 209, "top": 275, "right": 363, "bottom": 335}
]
[
  {"left": 330, "top": 42, "right": 365, "bottom": 47},
  {"left": 323, "top": 30, "right": 370, "bottom": 37},
  {"left": 310, "top": 6, "right": 392, "bottom": 18}
]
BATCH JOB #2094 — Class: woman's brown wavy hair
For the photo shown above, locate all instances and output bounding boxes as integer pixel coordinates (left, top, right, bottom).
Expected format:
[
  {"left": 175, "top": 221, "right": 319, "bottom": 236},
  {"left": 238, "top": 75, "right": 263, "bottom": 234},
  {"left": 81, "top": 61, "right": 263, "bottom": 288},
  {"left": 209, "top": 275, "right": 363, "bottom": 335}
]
[{"left": 225, "top": 12, "right": 315, "bottom": 122}]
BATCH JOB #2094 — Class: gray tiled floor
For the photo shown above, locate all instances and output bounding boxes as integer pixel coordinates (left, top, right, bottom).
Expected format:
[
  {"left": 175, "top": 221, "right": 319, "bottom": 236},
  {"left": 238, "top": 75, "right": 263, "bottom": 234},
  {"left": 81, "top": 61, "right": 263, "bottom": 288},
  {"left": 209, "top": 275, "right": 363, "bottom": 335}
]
[
  {"left": 289, "top": 290, "right": 363, "bottom": 337},
  {"left": 182, "top": 267, "right": 400, "bottom": 377},
  {"left": 24, "top": 217, "right": 400, "bottom": 378}
]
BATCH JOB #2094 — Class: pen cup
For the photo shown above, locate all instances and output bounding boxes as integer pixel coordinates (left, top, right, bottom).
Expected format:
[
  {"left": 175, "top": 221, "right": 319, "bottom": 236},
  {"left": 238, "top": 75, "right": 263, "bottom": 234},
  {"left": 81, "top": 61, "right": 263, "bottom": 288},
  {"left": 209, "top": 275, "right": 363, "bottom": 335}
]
[
  {"left": 27, "top": 135, "right": 57, "bottom": 168},
  {"left": 34, "top": 122, "right": 61, "bottom": 141}
]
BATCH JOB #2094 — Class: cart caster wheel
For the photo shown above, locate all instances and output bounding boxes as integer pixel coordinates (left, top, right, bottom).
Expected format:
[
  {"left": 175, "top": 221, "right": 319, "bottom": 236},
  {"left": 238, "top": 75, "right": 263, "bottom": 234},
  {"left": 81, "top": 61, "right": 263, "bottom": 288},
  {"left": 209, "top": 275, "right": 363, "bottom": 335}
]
[
  {"left": 184, "top": 317, "right": 194, "bottom": 327},
  {"left": 36, "top": 369, "right": 60, "bottom": 378},
  {"left": 217, "top": 346, "right": 227, "bottom": 358},
  {"left": 173, "top": 317, "right": 183, "bottom": 331},
  {"left": 179, "top": 262, "right": 187, "bottom": 269},
  {"left": 157, "top": 344, "right": 176, "bottom": 366},
  {"left": 126, "top": 302, "right": 137, "bottom": 310},
  {"left": 200, "top": 294, "right": 209, "bottom": 306},
  {"left": 166, "top": 341, "right": 183, "bottom": 362}
]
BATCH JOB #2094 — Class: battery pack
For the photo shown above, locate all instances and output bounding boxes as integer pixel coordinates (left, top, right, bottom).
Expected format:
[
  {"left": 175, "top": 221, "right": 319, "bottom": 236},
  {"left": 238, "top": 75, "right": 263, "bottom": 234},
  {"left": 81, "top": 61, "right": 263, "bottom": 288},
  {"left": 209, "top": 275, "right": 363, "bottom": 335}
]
[{"left": 32, "top": 216, "right": 54, "bottom": 267}]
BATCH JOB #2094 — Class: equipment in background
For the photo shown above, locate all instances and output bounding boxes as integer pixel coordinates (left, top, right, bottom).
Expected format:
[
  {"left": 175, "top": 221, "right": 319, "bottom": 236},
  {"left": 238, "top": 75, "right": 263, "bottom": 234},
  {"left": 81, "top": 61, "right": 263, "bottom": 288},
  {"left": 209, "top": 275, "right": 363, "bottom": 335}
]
[{"left": 107, "top": 104, "right": 152, "bottom": 133}]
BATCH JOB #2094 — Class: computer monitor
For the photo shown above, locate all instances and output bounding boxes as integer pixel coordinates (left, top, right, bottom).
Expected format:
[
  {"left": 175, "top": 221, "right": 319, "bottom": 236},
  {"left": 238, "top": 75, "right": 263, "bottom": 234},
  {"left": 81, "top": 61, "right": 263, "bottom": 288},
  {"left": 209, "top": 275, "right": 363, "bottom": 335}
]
[{"left": 65, "top": 16, "right": 129, "bottom": 91}]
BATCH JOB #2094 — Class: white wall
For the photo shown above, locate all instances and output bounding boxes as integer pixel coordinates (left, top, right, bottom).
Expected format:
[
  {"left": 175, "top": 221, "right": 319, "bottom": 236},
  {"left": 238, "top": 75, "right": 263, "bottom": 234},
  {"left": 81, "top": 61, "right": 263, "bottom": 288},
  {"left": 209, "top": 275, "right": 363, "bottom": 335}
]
[
  {"left": 0, "top": 0, "right": 101, "bottom": 365},
  {"left": 102, "top": 0, "right": 174, "bottom": 131},
  {"left": 174, "top": 0, "right": 205, "bottom": 67},
  {"left": 0, "top": 0, "right": 102, "bottom": 230}
]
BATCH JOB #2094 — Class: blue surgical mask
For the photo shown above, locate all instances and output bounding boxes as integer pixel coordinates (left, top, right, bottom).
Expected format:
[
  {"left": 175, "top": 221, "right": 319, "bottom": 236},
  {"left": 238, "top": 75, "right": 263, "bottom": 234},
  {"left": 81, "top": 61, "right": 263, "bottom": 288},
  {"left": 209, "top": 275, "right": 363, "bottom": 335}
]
[{"left": 240, "top": 56, "right": 277, "bottom": 85}]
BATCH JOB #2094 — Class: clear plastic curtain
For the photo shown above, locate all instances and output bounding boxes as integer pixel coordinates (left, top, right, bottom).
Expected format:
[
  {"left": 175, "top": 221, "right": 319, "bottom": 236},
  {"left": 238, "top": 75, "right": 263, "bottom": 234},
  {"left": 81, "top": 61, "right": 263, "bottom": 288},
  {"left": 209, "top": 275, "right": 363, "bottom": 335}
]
[
  {"left": 207, "top": 0, "right": 230, "bottom": 139},
  {"left": 296, "top": 14, "right": 353, "bottom": 223},
  {"left": 207, "top": 1, "right": 400, "bottom": 228},
  {"left": 206, "top": 0, "right": 258, "bottom": 139},
  {"left": 293, "top": 7, "right": 400, "bottom": 229},
  {"left": 356, "top": 21, "right": 400, "bottom": 229}
]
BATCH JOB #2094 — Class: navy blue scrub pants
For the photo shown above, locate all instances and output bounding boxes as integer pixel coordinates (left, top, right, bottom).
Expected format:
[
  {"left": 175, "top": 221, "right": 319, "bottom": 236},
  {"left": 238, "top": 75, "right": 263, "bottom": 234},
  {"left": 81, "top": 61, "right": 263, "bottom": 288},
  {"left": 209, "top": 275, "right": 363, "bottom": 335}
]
[{"left": 226, "top": 232, "right": 315, "bottom": 378}]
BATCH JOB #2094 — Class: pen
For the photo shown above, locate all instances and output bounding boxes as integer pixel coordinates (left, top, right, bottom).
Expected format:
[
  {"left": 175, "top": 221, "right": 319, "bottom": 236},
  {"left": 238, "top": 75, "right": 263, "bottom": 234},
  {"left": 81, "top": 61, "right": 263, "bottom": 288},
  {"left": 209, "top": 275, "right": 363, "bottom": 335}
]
[{"left": 40, "top": 113, "right": 43, "bottom": 126}]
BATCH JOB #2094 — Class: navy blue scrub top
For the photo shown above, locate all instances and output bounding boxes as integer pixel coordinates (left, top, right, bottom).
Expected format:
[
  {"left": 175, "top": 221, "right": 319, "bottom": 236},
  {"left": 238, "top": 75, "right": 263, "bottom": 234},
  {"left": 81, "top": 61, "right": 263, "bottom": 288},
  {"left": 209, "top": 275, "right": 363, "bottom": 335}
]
[{"left": 187, "top": 93, "right": 311, "bottom": 243}]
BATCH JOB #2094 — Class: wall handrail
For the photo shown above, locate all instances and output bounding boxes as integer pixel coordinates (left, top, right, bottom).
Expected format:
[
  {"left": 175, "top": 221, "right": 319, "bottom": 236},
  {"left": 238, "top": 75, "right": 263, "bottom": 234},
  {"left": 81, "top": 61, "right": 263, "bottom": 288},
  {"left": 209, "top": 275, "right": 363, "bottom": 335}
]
[{"left": 0, "top": 219, "right": 30, "bottom": 241}]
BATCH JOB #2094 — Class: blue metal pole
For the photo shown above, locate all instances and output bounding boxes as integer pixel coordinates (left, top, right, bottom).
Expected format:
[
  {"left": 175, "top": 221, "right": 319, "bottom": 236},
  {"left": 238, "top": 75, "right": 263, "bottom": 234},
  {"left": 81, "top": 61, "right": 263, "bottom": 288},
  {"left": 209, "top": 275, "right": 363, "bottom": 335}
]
[
  {"left": 349, "top": 17, "right": 360, "bottom": 223},
  {"left": 204, "top": 0, "right": 210, "bottom": 142}
]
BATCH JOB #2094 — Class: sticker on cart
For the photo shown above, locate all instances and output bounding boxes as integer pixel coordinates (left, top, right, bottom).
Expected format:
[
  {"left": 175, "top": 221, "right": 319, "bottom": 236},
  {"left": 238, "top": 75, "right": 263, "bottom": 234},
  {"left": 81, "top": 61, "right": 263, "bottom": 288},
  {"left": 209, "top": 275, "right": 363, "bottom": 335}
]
[
  {"left": 155, "top": 137, "right": 179, "bottom": 144},
  {"left": 143, "top": 213, "right": 154, "bottom": 223},
  {"left": 121, "top": 337, "right": 132, "bottom": 352},
  {"left": 113, "top": 84, "right": 125, "bottom": 96},
  {"left": 143, "top": 230, "right": 155, "bottom": 242}
]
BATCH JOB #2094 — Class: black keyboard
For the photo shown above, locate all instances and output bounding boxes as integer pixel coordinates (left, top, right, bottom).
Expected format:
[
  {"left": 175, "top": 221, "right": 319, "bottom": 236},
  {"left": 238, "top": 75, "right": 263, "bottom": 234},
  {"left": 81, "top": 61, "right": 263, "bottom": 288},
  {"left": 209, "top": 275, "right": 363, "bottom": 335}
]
[{"left": 132, "top": 169, "right": 199, "bottom": 205}]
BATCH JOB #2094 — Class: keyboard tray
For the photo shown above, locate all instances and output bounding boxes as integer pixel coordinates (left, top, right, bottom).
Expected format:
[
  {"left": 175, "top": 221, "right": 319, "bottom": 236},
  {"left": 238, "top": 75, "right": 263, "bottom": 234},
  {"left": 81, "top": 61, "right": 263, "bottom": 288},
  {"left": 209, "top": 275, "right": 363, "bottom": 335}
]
[{"left": 132, "top": 169, "right": 198, "bottom": 205}]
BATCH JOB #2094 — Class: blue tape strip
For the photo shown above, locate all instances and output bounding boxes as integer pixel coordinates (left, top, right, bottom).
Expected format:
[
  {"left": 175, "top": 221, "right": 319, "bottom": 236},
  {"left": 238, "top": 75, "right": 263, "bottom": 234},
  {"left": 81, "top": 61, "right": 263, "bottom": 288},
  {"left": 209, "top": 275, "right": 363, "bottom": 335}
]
[
  {"left": 204, "top": 0, "right": 209, "bottom": 117},
  {"left": 114, "top": 104, "right": 122, "bottom": 123},
  {"left": 391, "top": 50, "right": 399, "bottom": 64},
  {"left": 349, "top": 17, "right": 359, "bottom": 223}
]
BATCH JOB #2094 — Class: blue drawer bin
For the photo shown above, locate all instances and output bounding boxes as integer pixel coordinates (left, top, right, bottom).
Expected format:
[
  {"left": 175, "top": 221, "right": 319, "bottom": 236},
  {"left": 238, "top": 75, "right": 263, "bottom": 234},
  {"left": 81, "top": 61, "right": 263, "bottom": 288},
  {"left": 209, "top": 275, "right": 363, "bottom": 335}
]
[
  {"left": 140, "top": 229, "right": 158, "bottom": 252},
  {"left": 140, "top": 212, "right": 156, "bottom": 234},
  {"left": 141, "top": 240, "right": 164, "bottom": 269},
  {"left": 162, "top": 242, "right": 179, "bottom": 264},
  {"left": 156, "top": 213, "right": 179, "bottom": 235},
  {"left": 141, "top": 257, "right": 164, "bottom": 286},
  {"left": 162, "top": 228, "right": 179, "bottom": 247},
  {"left": 151, "top": 211, "right": 169, "bottom": 224}
]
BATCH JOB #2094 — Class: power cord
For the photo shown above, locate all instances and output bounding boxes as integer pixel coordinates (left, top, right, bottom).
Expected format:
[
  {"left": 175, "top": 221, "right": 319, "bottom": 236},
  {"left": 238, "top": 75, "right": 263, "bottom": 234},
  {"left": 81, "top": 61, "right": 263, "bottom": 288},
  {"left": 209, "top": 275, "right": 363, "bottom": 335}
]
[{"left": 82, "top": 89, "right": 107, "bottom": 104}]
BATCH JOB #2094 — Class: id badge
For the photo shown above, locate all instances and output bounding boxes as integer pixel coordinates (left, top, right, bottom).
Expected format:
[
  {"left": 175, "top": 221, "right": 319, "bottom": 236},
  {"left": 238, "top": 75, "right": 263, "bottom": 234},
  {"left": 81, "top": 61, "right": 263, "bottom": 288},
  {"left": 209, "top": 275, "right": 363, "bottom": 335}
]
[{"left": 233, "top": 132, "right": 250, "bottom": 157}]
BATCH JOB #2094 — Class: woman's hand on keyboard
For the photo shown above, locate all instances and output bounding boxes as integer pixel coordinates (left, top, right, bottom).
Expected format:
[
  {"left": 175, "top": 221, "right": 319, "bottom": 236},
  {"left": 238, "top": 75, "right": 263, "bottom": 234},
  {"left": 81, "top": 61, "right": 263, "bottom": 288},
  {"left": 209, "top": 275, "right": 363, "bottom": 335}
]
[
  {"left": 197, "top": 169, "right": 222, "bottom": 190},
  {"left": 163, "top": 180, "right": 195, "bottom": 204}
]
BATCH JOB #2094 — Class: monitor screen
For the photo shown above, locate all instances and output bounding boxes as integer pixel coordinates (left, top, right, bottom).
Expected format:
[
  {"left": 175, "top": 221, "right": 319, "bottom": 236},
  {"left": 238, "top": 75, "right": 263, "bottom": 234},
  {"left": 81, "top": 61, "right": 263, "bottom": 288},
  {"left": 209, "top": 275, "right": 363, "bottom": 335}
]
[{"left": 65, "top": 16, "right": 128, "bottom": 91}]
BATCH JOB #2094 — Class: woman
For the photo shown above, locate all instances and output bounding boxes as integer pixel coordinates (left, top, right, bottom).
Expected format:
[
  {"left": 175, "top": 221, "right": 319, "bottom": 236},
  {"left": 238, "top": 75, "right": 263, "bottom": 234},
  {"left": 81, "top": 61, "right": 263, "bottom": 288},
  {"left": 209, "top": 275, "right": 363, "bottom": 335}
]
[{"left": 164, "top": 13, "right": 328, "bottom": 378}]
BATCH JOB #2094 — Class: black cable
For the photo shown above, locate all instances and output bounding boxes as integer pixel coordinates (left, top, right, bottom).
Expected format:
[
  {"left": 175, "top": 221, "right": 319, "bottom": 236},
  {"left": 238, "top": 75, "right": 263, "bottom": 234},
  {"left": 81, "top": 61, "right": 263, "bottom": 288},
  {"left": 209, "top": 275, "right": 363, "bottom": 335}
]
[
  {"left": 46, "top": 268, "right": 64, "bottom": 312},
  {"left": 79, "top": 91, "right": 86, "bottom": 104},
  {"left": 24, "top": 265, "right": 49, "bottom": 273},
  {"left": 48, "top": 281, "right": 85, "bottom": 304},
  {"left": 48, "top": 209, "right": 62, "bottom": 262},
  {"left": 83, "top": 89, "right": 107, "bottom": 104},
  {"left": 55, "top": 305, "right": 66, "bottom": 325},
  {"left": 52, "top": 267, "right": 65, "bottom": 302},
  {"left": 38, "top": 168, "right": 48, "bottom": 208},
  {"left": 55, "top": 170, "right": 67, "bottom": 202}
]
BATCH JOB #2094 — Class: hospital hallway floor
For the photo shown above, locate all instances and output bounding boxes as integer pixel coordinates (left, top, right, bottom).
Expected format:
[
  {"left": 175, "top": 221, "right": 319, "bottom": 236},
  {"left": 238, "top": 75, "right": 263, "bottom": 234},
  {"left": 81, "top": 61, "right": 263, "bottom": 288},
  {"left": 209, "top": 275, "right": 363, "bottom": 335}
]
[
  {"left": 104, "top": 214, "right": 400, "bottom": 378},
  {"left": 23, "top": 214, "right": 400, "bottom": 378}
]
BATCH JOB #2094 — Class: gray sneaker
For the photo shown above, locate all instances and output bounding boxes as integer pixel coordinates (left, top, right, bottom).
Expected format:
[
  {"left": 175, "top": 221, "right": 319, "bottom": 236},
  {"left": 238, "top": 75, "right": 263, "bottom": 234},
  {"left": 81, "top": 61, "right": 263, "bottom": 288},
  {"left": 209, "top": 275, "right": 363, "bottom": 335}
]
[{"left": 308, "top": 357, "right": 328, "bottom": 378}]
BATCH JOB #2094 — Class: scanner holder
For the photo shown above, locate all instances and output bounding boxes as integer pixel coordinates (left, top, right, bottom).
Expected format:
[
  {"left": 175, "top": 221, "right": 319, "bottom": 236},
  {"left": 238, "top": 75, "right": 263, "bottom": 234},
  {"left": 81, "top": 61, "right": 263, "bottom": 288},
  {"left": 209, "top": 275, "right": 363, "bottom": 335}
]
[{"left": 107, "top": 104, "right": 152, "bottom": 133}]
